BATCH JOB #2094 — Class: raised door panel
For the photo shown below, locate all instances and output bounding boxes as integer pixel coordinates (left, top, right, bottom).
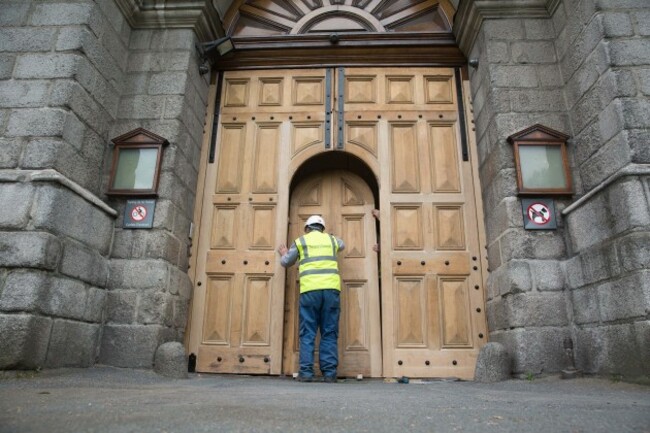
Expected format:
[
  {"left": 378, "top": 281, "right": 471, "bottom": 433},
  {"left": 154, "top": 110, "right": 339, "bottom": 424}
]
[{"left": 390, "top": 123, "right": 420, "bottom": 193}]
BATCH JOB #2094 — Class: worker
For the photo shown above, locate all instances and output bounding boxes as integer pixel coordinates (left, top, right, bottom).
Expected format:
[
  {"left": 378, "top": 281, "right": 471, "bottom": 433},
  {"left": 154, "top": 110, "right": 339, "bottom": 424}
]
[{"left": 277, "top": 215, "right": 345, "bottom": 383}]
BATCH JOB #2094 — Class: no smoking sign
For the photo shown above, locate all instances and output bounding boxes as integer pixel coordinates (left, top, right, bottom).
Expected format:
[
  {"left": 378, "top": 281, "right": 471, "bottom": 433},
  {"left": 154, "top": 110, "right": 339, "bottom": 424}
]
[
  {"left": 124, "top": 199, "right": 156, "bottom": 229},
  {"left": 521, "top": 198, "right": 557, "bottom": 230}
]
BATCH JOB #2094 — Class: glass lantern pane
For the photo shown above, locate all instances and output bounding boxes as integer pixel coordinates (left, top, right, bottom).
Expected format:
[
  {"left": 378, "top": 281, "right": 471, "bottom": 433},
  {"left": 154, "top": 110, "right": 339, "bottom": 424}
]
[
  {"left": 519, "top": 145, "right": 567, "bottom": 189},
  {"left": 112, "top": 147, "right": 158, "bottom": 190}
]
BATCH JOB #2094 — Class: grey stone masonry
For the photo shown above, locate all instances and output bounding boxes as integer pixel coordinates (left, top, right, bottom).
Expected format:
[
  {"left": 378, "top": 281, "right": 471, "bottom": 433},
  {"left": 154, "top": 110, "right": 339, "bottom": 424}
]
[
  {"left": 102, "top": 26, "right": 209, "bottom": 368},
  {"left": 0, "top": 0, "right": 127, "bottom": 370},
  {"left": 461, "top": 0, "right": 650, "bottom": 379}
]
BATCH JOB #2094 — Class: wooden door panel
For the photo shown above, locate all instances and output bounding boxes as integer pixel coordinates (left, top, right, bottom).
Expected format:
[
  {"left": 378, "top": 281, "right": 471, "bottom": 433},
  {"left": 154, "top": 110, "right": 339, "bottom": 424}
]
[{"left": 283, "top": 171, "right": 382, "bottom": 377}]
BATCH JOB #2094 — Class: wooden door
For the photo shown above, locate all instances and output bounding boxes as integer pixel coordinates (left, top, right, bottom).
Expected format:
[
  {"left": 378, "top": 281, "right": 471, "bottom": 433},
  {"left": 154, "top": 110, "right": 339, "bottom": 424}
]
[
  {"left": 282, "top": 170, "right": 382, "bottom": 378},
  {"left": 345, "top": 67, "right": 487, "bottom": 380},
  {"left": 190, "top": 69, "right": 329, "bottom": 374}
]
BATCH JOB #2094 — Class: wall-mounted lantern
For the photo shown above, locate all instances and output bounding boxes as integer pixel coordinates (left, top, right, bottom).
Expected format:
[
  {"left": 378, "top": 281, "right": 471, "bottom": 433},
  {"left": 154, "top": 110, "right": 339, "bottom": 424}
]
[
  {"left": 107, "top": 128, "right": 168, "bottom": 196},
  {"left": 508, "top": 124, "right": 572, "bottom": 195}
]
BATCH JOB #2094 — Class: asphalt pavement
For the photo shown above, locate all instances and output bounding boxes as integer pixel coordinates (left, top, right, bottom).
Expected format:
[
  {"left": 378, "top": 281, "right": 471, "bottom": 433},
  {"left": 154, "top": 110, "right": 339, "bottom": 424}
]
[{"left": 0, "top": 367, "right": 649, "bottom": 433}]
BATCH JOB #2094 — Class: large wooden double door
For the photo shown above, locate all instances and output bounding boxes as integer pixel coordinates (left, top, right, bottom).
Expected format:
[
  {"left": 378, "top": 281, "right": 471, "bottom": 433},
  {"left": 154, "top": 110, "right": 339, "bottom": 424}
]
[{"left": 188, "top": 67, "right": 487, "bottom": 379}]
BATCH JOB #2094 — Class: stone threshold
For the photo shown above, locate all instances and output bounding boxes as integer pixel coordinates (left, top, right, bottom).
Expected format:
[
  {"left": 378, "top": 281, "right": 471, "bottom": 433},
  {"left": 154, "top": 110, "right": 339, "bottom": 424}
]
[
  {"left": 562, "top": 163, "right": 650, "bottom": 216},
  {"left": 0, "top": 169, "right": 117, "bottom": 217}
]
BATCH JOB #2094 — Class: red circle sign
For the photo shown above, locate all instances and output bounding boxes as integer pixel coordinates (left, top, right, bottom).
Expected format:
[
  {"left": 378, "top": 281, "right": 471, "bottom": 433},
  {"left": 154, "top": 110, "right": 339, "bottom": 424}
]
[
  {"left": 130, "top": 205, "right": 147, "bottom": 221},
  {"left": 527, "top": 203, "right": 551, "bottom": 225}
]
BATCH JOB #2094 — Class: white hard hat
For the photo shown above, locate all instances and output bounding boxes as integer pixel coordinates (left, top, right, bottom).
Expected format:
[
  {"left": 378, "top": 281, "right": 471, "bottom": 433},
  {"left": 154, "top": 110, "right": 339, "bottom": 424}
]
[{"left": 305, "top": 215, "right": 325, "bottom": 229}]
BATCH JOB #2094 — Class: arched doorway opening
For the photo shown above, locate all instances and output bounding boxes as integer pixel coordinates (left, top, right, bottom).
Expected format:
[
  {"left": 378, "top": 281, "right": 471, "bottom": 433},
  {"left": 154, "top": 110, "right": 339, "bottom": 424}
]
[{"left": 282, "top": 153, "right": 383, "bottom": 377}]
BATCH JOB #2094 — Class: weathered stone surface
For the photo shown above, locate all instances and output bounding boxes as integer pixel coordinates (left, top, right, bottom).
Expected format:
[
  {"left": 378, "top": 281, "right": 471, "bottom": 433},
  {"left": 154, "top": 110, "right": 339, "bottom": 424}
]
[
  {"left": 506, "top": 293, "right": 568, "bottom": 328},
  {"left": 154, "top": 341, "right": 187, "bottom": 379},
  {"left": 45, "top": 319, "right": 100, "bottom": 367},
  {"left": 618, "top": 232, "right": 650, "bottom": 272},
  {"left": 137, "top": 290, "right": 171, "bottom": 326},
  {"left": 609, "top": 39, "right": 650, "bottom": 66},
  {"left": 633, "top": 321, "right": 650, "bottom": 376},
  {"left": 486, "top": 297, "right": 508, "bottom": 331},
  {"left": 580, "top": 243, "right": 621, "bottom": 286},
  {"left": 529, "top": 260, "right": 565, "bottom": 291},
  {"left": 108, "top": 259, "right": 169, "bottom": 291},
  {"left": 0, "top": 28, "right": 56, "bottom": 52},
  {"left": 59, "top": 239, "right": 109, "bottom": 287},
  {"left": 474, "top": 342, "right": 511, "bottom": 382},
  {"left": 5, "top": 107, "right": 68, "bottom": 136},
  {"left": 99, "top": 324, "right": 163, "bottom": 368},
  {"left": 106, "top": 290, "right": 137, "bottom": 324},
  {"left": 490, "top": 327, "right": 570, "bottom": 375},
  {"left": 487, "top": 260, "right": 532, "bottom": 299},
  {"left": 30, "top": 2, "right": 94, "bottom": 26},
  {"left": 570, "top": 286, "right": 600, "bottom": 324},
  {"left": 0, "top": 182, "right": 34, "bottom": 228},
  {"left": 598, "top": 271, "right": 650, "bottom": 322},
  {"left": 0, "top": 2, "right": 30, "bottom": 26},
  {"left": 574, "top": 324, "right": 643, "bottom": 376},
  {"left": 0, "top": 231, "right": 61, "bottom": 270},
  {"left": 0, "top": 313, "right": 52, "bottom": 369},
  {"left": 172, "top": 297, "right": 189, "bottom": 329},
  {"left": 0, "top": 271, "right": 47, "bottom": 312}
]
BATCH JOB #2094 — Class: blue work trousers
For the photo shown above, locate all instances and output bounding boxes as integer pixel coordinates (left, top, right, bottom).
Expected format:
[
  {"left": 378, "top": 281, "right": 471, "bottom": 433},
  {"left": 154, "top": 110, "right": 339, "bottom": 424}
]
[{"left": 298, "top": 289, "right": 340, "bottom": 378}]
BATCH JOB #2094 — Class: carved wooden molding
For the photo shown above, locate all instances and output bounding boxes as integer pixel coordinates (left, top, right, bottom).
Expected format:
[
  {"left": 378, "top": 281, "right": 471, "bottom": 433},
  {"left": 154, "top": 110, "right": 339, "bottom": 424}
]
[
  {"left": 453, "top": 0, "right": 560, "bottom": 55},
  {"left": 114, "top": 0, "right": 224, "bottom": 41}
]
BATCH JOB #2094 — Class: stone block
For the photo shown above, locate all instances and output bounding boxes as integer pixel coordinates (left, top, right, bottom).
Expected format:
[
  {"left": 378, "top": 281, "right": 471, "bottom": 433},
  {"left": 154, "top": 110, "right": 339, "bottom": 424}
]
[
  {"left": 511, "top": 41, "right": 556, "bottom": 64},
  {"left": 6, "top": 107, "right": 67, "bottom": 137},
  {"left": 608, "top": 177, "right": 650, "bottom": 233},
  {"left": 45, "top": 319, "right": 99, "bottom": 368},
  {"left": 0, "top": 28, "right": 56, "bottom": 53},
  {"left": 488, "top": 260, "right": 531, "bottom": 299},
  {"left": 129, "top": 30, "right": 152, "bottom": 50},
  {"left": 168, "top": 266, "right": 192, "bottom": 299},
  {"left": 160, "top": 29, "right": 195, "bottom": 51},
  {"left": 0, "top": 137, "right": 22, "bottom": 168},
  {"left": 0, "top": 54, "right": 15, "bottom": 80},
  {"left": 0, "top": 271, "right": 47, "bottom": 313},
  {"left": 601, "top": 12, "right": 633, "bottom": 37},
  {"left": 129, "top": 230, "right": 181, "bottom": 265},
  {"left": 580, "top": 243, "right": 621, "bottom": 286},
  {"left": 629, "top": 129, "right": 650, "bottom": 163},
  {"left": 99, "top": 324, "right": 163, "bottom": 368},
  {"left": 506, "top": 293, "right": 568, "bottom": 328},
  {"left": 633, "top": 321, "right": 650, "bottom": 376},
  {"left": 14, "top": 53, "right": 82, "bottom": 79},
  {"left": 0, "top": 2, "right": 30, "bottom": 26},
  {"left": 0, "top": 313, "right": 52, "bottom": 369},
  {"left": 31, "top": 184, "right": 113, "bottom": 254},
  {"left": 500, "top": 230, "right": 566, "bottom": 262},
  {"left": 570, "top": 286, "right": 600, "bottom": 324},
  {"left": 106, "top": 290, "right": 137, "bottom": 324},
  {"left": 490, "top": 327, "right": 570, "bottom": 374},
  {"left": 59, "top": 239, "right": 109, "bottom": 287},
  {"left": 0, "top": 182, "right": 34, "bottom": 229},
  {"left": 536, "top": 64, "right": 562, "bottom": 88},
  {"left": 172, "top": 297, "right": 189, "bottom": 329},
  {"left": 49, "top": 80, "right": 110, "bottom": 138},
  {"left": 618, "top": 233, "right": 650, "bottom": 272},
  {"left": 154, "top": 341, "right": 188, "bottom": 379},
  {"left": 136, "top": 290, "right": 171, "bottom": 326},
  {"left": 574, "top": 324, "right": 643, "bottom": 375},
  {"left": 560, "top": 19, "right": 604, "bottom": 79},
  {"left": 609, "top": 39, "right": 650, "bottom": 66},
  {"left": 148, "top": 72, "right": 188, "bottom": 95},
  {"left": 566, "top": 190, "right": 612, "bottom": 252},
  {"left": 0, "top": 80, "right": 50, "bottom": 108},
  {"left": 621, "top": 98, "right": 650, "bottom": 129},
  {"left": 598, "top": 271, "right": 650, "bottom": 322},
  {"left": 489, "top": 65, "right": 538, "bottom": 88},
  {"left": 163, "top": 96, "right": 186, "bottom": 119},
  {"left": 563, "top": 255, "right": 585, "bottom": 290},
  {"left": 529, "top": 260, "right": 565, "bottom": 291},
  {"left": 474, "top": 342, "right": 511, "bottom": 382},
  {"left": 486, "top": 297, "right": 508, "bottom": 330},
  {"left": 84, "top": 287, "right": 106, "bottom": 323},
  {"left": 30, "top": 2, "right": 93, "bottom": 26},
  {"left": 117, "top": 95, "right": 166, "bottom": 120},
  {"left": 21, "top": 138, "right": 101, "bottom": 194},
  {"left": 0, "top": 231, "right": 61, "bottom": 270},
  {"left": 510, "top": 89, "right": 563, "bottom": 112},
  {"left": 108, "top": 259, "right": 170, "bottom": 291},
  {"left": 127, "top": 52, "right": 191, "bottom": 73},
  {"left": 40, "top": 276, "right": 87, "bottom": 321},
  {"left": 634, "top": 10, "right": 650, "bottom": 35},
  {"left": 483, "top": 19, "right": 524, "bottom": 40}
]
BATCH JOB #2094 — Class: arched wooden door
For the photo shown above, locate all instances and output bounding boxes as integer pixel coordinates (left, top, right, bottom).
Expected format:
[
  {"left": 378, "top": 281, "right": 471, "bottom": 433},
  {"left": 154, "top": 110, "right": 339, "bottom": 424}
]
[{"left": 282, "top": 170, "right": 382, "bottom": 378}]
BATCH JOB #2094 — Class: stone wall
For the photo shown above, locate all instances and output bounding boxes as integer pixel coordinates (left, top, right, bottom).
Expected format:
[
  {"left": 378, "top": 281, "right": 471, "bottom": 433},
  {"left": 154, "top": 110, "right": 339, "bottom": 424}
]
[
  {"left": 0, "top": 0, "right": 210, "bottom": 369},
  {"left": 99, "top": 28, "right": 209, "bottom": 368},
  {"left": 0, "top": 0, "right": 127, "bottom": 368},
  {"left": 555, "top": 0, "right": 650, "bottom": 377},
  {"left": 458, "top": 0, "right": 650, "bottom": 379}
]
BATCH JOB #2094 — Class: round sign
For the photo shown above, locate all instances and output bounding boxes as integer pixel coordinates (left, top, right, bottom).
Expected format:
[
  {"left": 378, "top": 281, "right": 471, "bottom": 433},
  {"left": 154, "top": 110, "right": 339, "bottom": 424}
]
[
  {"left": 130, "top": 205, "right": 147, "bottom": 222},
  {"left": 527, "top": 202, "right": 551, "bottom": 225}
]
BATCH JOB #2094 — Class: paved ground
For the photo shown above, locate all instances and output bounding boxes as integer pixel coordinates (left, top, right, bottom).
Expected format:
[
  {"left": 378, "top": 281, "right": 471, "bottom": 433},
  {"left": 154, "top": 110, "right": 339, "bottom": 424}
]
[{"left": 0, "top": 367, "right": 649, "bottom": 433}]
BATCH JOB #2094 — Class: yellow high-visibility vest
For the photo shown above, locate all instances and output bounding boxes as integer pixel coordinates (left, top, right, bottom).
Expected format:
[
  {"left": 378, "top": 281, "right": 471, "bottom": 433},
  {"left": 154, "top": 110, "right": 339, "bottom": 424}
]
[{"left": 295, "top": 231, "right": 341, "bottom": 293}]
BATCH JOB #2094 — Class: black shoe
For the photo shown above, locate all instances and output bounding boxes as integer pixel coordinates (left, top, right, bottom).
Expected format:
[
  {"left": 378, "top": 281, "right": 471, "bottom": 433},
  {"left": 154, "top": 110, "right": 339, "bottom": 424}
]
[
  {"left": 297, "top": 375, "right": 314, "bottom": 382},
  {"left": 323, "top": 376, "right": 337, "bottom": 383}
]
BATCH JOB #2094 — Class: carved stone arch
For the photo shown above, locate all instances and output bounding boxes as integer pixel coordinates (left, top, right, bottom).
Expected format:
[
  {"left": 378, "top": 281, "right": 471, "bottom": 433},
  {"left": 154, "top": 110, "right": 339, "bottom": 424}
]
[{"left": 290, "top": 6, "right": 385, "bottom": 35}]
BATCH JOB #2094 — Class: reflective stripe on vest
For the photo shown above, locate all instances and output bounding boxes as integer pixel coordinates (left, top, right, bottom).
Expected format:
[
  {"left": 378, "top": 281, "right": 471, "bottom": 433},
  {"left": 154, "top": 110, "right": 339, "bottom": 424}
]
[{"left": 295, "top": 231, "right": 340, "bottom": 293}]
